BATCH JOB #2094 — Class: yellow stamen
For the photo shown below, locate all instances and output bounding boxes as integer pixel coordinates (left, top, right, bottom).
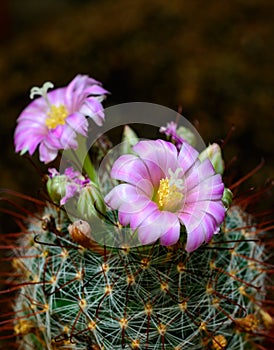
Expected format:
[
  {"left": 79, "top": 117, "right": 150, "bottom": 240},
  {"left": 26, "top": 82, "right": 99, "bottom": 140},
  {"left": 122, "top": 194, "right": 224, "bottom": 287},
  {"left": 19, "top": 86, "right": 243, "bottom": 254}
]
[
  {"left": 158, "top": 178, "right": 170, "bottom": 208},
  {"left": 46, "top": 105, "right": 68, "bottom": 129},
  {"left": 156, "top": 170, "right": 184, "bottom": 211}
]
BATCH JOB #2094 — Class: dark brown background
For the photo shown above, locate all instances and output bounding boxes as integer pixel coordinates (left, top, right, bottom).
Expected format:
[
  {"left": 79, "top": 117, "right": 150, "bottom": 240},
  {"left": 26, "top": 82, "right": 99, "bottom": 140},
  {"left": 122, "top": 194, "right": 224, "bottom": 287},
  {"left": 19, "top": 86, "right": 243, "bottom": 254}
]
[
  {"left": 0, "top": 1, "right": 273, "bottom": 346},
  {"left": 0, "top": 0, "right": 273, "bottom": 208}
]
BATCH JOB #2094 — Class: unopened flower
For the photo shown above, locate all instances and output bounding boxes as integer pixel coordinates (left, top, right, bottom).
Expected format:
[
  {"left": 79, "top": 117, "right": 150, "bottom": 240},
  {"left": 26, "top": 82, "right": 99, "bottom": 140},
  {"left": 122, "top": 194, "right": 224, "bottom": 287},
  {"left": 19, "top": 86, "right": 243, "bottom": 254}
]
[
  {"left": 77, "top": 182, "right": 106, "bottom": 220},
  {"left": 105, "top": 139, "right": 225, "bottom": 252},
  {"left": 46, "top": 170, "right": 67, "bottom": 204},
  {"left": 160, "top": 121, "right": 196, "bottom": 150},
  {"left": 222, "top": 188, "right": 233, "bottom": 209},
  {"left": 14, "top": 75, "right": 108, "bottom": 163},
  {"left": 47, "top": 167, "right": 90, "bottom": 205},
  {"left": 199, "top": 143, "right": 224, "bottom": 175},
  {"left": 47, "top": 167, "right": 105, "bottom": 220}
]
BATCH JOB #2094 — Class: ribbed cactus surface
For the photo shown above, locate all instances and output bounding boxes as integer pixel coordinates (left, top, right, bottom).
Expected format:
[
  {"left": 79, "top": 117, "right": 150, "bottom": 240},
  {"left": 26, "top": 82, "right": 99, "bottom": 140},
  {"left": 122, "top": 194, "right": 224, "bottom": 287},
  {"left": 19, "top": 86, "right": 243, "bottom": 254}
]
[{"left": 9, "top": 203, "right": 270, "bottom": 350}]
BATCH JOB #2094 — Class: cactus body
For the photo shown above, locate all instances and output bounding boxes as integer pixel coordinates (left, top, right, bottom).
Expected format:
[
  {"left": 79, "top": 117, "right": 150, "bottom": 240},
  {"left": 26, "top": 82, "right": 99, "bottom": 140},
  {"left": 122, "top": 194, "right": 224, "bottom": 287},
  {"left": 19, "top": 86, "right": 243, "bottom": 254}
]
[{"left": 10, "top": 203, "right": 270, "bottom": 349}]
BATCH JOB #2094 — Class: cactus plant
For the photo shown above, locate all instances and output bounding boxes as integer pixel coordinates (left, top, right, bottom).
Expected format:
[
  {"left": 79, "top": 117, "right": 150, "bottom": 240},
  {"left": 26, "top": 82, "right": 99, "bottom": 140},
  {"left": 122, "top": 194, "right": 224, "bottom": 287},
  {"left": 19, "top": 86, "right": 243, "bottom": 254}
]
[
  {"left": 0, "top": 75, "right": 273, "bottom": 349},
  {"left": 1, "top": 199, "right": 272, "bottom": 350}
]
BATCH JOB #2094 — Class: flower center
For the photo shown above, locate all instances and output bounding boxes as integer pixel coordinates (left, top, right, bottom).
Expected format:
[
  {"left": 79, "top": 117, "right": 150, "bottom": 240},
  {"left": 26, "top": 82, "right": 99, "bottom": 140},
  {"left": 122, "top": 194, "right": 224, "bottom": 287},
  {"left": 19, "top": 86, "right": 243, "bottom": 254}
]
[
  {"left": 156, "top": 168, "right": 184, "bottom": 211},
  {"left": 29, "top": 81, "right": 69, "bottom": 130},
  {"left": 46, "top": 105, "right": 68, "bottom": 129}
]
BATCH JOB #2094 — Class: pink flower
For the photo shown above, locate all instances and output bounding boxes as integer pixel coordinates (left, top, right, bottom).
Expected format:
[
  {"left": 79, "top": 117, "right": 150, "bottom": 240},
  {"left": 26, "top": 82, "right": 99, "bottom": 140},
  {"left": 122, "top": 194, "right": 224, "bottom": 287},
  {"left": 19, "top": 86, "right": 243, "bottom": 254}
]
[
  {"left": 105, "top": 139, "right": 225, "bottom": 252},
  {"left": 14, "top": 75, "right": 108, "bottom": 163},
  {"left": 47, "top": 167, "right": 90, "bottom": 205},
  {"left": 159, "top": 121, "right": 185, "bottom": 150}
]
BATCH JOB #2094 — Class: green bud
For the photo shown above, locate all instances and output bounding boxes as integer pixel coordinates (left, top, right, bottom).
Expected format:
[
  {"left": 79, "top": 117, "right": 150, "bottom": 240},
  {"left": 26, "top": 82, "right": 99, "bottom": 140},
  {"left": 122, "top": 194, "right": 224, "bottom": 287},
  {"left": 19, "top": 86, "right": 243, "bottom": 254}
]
[
  {"left": 199, "top": 143, "right": 224, "bottom": 175},
  {"left": 46, "top": 175, "right": 67, "bottom": 204},
  {"left": 222, "top": 188, "right": 233, "bottom": 209},
  {"left": 121, "top": 125, "right": 139, "bottom": 154},
  {"left": 77, "top": 182, "right": 106, "bottom": 220},
  {"left": 176, "top": 126, "right": 197, "bottom": 147}
]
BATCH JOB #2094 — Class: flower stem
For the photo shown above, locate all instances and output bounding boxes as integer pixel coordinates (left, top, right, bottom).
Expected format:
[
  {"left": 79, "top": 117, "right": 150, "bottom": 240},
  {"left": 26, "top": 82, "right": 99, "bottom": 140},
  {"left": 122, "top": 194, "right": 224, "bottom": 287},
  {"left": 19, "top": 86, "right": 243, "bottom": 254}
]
[
  {"left": 83, "top": 152, "right": 98, "bottom": 184},
  {"left": 64, "top": 135, "right": 98, "bottom": 184}
]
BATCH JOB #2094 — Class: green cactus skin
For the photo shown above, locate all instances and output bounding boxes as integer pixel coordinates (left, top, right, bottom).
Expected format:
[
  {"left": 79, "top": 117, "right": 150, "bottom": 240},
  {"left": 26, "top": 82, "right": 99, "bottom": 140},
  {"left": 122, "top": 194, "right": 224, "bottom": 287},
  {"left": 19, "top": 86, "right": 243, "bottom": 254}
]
[{"left": 2, "top": 202, "right": 272, "bottom": 350}]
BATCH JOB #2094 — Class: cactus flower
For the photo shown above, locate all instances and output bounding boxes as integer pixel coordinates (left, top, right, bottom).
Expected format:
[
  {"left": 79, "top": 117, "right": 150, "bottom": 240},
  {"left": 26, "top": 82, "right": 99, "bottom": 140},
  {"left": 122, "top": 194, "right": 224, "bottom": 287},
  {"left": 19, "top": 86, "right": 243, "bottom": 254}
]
[
  {"left": 47, "top": 167, "right": 90, "bottom": 206},
  {"left": 105, "top": 139, "right": 225, "bottom": 252},
  {"left": 159, "top": 121, "right": 197, "bottom": 149},
  {"left": 14, "top": 74, "right": 108, "bottom": 163},
  {"left": 47, "top": 167, "right": 105, "bottom": 220}
]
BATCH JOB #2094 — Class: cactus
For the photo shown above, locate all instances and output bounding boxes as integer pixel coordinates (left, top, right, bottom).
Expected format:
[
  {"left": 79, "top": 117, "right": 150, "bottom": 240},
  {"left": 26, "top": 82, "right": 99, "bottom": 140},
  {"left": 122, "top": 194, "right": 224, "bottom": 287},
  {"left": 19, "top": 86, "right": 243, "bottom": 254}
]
[
  {"left": 0, "top": 198, "right": 272, "bottom": 350},
  {"left": 1, "top": 75, "right": 273, "bottom": 349}
]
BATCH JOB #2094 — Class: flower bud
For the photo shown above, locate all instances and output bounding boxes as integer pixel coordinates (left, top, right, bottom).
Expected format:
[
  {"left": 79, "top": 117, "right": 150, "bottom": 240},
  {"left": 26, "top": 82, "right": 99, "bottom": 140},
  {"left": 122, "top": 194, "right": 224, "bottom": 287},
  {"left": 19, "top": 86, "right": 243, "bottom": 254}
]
[
  {"left": 77, "top": 182, "right": 106, "bottom": 220},
  {"left": 121, "top": 125, "right": 139, "bottom": 154},
  {"left": 222, "top": 188, "right": 233, "bottom": 209},
  {"left": 176, "top": 126, "right": 196, "bottom": 147},
  {"left": 46, "top": 174, "right": 67, "bottom": 204},
  {"left": 199, "top": 143, "right": 224, "bottom": 175}
]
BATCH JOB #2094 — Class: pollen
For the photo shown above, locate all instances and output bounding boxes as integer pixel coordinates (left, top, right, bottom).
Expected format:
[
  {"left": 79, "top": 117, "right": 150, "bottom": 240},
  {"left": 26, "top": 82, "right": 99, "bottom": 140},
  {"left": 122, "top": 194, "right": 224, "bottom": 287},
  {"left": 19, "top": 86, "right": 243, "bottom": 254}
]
[
  {"left": 46, "top": 104, "right": 68, "bottom": 129},
  {"left": 157, "top": 178, "right": 170, "bottom": 208},
  {"left": 156, "top": 168, "right": 184, "bottom": 211}
]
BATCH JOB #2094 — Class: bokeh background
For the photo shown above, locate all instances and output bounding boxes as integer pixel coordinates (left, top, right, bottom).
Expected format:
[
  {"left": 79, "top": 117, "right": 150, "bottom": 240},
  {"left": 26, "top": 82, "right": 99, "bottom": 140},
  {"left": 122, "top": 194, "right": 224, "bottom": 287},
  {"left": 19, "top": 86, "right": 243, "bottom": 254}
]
[
  {"left": 0, "top": 0, "right": 273, "bottom": 347},
  {"left": 1, "top": 0, "right": 273, "bottom": 201}
]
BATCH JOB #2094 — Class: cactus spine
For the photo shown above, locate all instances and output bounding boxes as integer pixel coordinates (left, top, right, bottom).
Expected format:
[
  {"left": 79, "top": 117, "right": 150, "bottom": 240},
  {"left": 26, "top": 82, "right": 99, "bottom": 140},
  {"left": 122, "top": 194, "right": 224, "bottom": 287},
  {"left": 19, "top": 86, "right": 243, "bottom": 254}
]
[{"left": 2, "top": 202, "right": 271, "bottom": 349}]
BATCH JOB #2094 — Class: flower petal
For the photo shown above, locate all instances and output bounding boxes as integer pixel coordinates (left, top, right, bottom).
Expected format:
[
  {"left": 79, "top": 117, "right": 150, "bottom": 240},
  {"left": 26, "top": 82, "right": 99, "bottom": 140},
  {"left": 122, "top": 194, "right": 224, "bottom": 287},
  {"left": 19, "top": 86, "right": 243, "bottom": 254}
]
[
  {"left": 177, "top": 141, "right": 199, "bottom": 174},
  {"left": 138, "top": 210, "right": 179, "bottom": 245},
  {"left": 159, "top": 219, "right": 180, "bottom": 246},
  {"left": 79, "top": 98, "right": 105, "bottom": 125},
  {"left": 185, "top": 225, "right": 206, "bottom": 252},
  {"left": 185, "top": 174, "right": 224, "bottom": 203},
  {"left": 66, "top": 112, "right": 88, "bottom": 136},
  {"left": 133, "top": 140, "right": 179, "bottom": 174},
  {"left": 105, "top": 182, "right": 153, "bottom": 209},
  {"left": 38, "top": 143, "right": 58, "bottom": 163},
  {"left": 48, "top": 87, "right": 67, "bottom": 106},
  {"left": 127, "top": 201, "right": 158, "bottom": 229},
  {"left": 110, "top": 154, "right": 159, "bottom": 188}
]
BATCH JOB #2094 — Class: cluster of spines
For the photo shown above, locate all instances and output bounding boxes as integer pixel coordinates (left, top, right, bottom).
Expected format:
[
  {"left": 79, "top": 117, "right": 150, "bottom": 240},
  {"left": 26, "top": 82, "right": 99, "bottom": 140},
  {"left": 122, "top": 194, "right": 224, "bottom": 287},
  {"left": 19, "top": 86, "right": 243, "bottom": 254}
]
[{"left": 0, "top": 200, "right": 273, "bottom": 350}]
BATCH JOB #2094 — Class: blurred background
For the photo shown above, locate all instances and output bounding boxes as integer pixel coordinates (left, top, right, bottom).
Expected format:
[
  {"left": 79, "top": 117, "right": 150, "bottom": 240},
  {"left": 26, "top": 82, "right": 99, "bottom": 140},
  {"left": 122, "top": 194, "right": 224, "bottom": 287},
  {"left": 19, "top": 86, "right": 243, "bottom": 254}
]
[
  {"left": 0, "top": 0, "right": 273, "bottom": 346},
  {"left": 1, "top": 0, "right": 273, "bottom": 204}
]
